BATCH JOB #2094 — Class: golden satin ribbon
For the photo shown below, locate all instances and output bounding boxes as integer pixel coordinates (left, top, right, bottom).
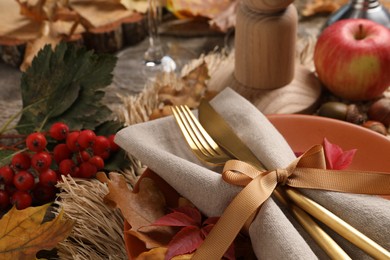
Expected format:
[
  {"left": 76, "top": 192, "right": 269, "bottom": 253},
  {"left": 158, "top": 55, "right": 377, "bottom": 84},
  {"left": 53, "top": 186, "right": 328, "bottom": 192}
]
[{"left": 192, "top": 144, "right": 390, "bottom": 260}]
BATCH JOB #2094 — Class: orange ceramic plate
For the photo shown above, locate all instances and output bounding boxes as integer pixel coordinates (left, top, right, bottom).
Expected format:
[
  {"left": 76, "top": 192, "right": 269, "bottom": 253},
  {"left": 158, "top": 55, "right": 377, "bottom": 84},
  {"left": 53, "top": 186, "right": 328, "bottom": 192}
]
[{"left": 268, "top": 114, "right": 390, "bottom": 172}]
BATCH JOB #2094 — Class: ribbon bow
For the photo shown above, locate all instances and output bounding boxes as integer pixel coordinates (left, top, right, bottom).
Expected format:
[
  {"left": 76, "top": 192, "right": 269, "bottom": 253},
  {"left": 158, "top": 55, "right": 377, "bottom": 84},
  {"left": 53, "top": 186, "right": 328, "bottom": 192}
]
[{"left": 193, "top": 145, "right": 390, "bottom": 259}]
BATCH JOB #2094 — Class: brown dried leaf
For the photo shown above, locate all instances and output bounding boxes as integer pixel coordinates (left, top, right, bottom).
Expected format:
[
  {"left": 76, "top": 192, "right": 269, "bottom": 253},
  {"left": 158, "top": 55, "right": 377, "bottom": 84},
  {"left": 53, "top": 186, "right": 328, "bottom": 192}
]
[
  {"left": 167, "top": 0, "right": 231, "bottom": 19},
  {"left": 0, "top": 0, "right": 41, "bottom": 44},
  {"left": 150, "top": 62, "right": 210, "bottom": 120},
  {"left": 20, "top": 33, "right": 61, "bottom": 71},
  {"left": 97, "top": 172, "right": 166, "bottom": 231},
  {"left": 16, "top": 0, "right": 69, "bottom": 21},
  {"left": 126, "top": 228, "right": 172, "bottom": 249},
  {"left": 69, "top": 0, "right": 135, "bottom": 29},
  {"left": 0, "top": 204, "right": 74, "bottom": 259},
  {"left": 98, "top": 172, "right": 175, "bottom": 251},
  {"left": 119, "top": 0, "right": 149, "bottom": 13},
  {"left": 301, "top": 0, "right": 348, "bottom": 16}
]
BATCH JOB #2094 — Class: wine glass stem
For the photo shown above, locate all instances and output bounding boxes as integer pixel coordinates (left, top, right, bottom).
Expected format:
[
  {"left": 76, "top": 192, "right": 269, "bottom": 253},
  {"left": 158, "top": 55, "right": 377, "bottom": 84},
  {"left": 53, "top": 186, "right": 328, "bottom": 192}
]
[{"left": 144, "top": 0, "right": 164, "bottom": 64}]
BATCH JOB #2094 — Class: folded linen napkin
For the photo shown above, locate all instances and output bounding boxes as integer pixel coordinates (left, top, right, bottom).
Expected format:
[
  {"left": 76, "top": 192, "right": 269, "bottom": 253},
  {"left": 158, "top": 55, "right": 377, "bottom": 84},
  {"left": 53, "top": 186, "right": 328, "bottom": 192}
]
[{"left": 115, "top": 88, "right": 390, "bottom": 259}]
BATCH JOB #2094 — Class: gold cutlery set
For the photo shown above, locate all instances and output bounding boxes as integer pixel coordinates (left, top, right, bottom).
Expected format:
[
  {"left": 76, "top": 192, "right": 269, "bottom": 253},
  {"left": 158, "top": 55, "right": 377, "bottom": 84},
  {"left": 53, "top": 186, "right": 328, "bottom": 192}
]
[{"left": 171, "top": 100, "right": 390, "bottom": 259}]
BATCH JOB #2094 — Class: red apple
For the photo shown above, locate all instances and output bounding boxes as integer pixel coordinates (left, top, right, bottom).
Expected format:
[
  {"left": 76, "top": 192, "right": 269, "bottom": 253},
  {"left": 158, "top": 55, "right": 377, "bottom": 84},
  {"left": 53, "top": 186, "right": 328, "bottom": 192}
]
[{"left": 314, "top": 19, "right": 390, "bottom": 101}]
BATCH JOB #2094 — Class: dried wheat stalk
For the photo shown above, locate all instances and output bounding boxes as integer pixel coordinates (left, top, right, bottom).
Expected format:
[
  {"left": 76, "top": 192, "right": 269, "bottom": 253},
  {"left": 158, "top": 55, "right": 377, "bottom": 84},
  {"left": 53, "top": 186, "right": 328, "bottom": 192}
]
[{"left": 55, "top": 172, "right": 135, "bottom": 260}]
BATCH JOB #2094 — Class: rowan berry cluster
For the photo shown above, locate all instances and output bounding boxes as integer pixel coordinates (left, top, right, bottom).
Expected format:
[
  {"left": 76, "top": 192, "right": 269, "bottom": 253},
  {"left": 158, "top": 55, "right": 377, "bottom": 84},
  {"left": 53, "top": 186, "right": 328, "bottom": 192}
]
[{"left": 0, "top": 122, "right": 119, "bottom": 211}]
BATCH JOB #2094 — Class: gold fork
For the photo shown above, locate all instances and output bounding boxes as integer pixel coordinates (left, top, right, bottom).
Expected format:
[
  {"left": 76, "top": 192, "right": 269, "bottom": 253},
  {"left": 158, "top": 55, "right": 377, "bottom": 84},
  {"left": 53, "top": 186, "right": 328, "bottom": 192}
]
[
  {"left": 171, "top": 105, "right": 230, "bottom": 166},
  {"left": 171, "top": 104, "right": 390, "bottom": 260}
]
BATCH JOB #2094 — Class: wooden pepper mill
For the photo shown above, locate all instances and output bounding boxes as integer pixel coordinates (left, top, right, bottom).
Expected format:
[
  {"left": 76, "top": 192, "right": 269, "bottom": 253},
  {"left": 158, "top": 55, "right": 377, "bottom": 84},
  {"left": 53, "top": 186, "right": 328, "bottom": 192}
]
[
  {"left": 209, "top": 0, "right": 322, "bottom": 114},
  {"left": 235, "top": 0, "right": 297, "bottom": 89}
]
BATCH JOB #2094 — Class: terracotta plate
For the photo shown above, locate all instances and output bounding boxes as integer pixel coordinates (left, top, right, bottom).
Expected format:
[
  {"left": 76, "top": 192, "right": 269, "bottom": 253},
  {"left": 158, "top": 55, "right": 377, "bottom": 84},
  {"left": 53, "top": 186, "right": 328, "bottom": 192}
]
[{"left": 268, "top": 114, "right": 390, "bottom": 172}]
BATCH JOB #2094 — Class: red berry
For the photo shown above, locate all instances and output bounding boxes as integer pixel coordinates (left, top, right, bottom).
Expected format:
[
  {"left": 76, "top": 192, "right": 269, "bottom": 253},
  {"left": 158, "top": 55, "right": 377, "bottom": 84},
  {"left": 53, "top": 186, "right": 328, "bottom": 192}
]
[
  {"left": 77, "top": 130, "right": 96, "bottom": 149},
  {"left": 53, "top": 143, "right": 72, "bottom": 163},
  {"left": 49, "top": 122, "right": 69, "bottom": 140},
  {"left": 13, "top": 171, "right": 35, "bottom": 191},
  {"left": 32, "top": 183, "right": 56, "bottom": 204},
  {"left": 66, "top": 131, "right": 81, "bottom": 152},
  {"left": 78, "top": 162, "right": 97, "bottom": 178},
  {"left": 89, "top": 156, "right": 104, "bottom": 170},
  {"left": 26, "top": 132, "right": 47, "bottom": 152},
  {"left": 11, "top": 191, "right": 32, "bottom": 210},
  {"left": 39, "top": 169, "right": 58, "bottom": 187},
  {"left": 4, "top": 184, "right": 17, "bottom": 196},
  {"left": 0, "top": 166, "right": 15, "bottom": 185},
  {"left": 59, "top": 159, "right": 77, "bottom": 176},
  {"left": 76, "top": 151, "right": 91, "bottom": 164},
  {"left": 0, "top": 190, "right": 10, "bottom": 210},
  {"left": 93, "top": 136, "right": 110, "bottom": 156},
  {"left": 11, "top": 153, "right": 31, "bottom": 171},
  {"left": 31, "top": 152, "right": 52, "bottom": 172},
  {"left": 108, "top": 134, "right": 120, "bottom": 152}
]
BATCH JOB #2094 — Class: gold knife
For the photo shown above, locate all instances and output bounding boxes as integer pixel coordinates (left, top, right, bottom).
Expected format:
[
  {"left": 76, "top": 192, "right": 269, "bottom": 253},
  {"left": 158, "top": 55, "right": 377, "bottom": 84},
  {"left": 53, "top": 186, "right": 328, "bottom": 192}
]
[{"left": 198, "top": 99, "right": 390, "bottom": 259}]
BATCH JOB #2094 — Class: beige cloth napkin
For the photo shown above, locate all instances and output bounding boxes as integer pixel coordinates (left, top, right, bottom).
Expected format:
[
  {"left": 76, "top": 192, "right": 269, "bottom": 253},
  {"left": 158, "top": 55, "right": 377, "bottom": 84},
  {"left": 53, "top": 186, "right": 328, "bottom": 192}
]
[{"left": 115, "top": 88, "right": 390, "bottom": 259}]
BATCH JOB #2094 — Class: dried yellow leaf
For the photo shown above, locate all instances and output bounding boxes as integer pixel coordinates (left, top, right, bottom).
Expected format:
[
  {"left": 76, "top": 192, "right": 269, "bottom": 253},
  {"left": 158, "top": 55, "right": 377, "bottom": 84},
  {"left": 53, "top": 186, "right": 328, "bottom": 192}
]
[{"left": 0, "top": 203, "right": 74, "bottom": 259}]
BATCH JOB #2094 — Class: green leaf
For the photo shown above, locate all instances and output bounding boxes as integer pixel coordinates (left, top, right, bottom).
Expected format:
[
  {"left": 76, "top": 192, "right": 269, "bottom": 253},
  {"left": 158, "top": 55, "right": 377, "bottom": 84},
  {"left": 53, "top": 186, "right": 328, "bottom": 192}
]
[
  {"left": 95, "top": 120, "right": 124, "bottom": 136},
  {"left": 104, "top": 149, "right": 131, "bottom": 172},
  {"left": 17, "top": 42, "right": 117, "bottom": 134}
]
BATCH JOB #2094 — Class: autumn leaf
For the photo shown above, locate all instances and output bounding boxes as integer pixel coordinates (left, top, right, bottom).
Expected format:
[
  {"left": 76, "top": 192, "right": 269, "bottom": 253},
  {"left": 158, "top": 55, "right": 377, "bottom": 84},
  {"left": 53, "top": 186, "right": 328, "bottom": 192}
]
[
  {"left": 118, "top": 0, "right": 149, "bottom": 13},
  {"left": 151, "top": 206, "right": 234, "bottom": 259},
  {"left": 97, "top": 172, "right": 174, "bottom": 250},
  {"left": 137, "top": 247, "right": 168, "bottom": 259},
  {"left": 167, "top": 0, "right": 231, "bottom": 20},
  {"left": 152, "top": 206, "right": 201, "bottom": 227},
  {"left": 137, "top": 247, "right": 194, "bottom": 259},
  {"left": 97, "top": 172, "right": 166, "bottom": 230},
  {"left": 0, "top": 203, "right": 74, "bottom": 259},
  {"left": 150, "top": 61, "right": 211, "bottom": 120},
  {"left": 166, "top": 226, "right": 203, "bottom": 260},
  {"left": 301, "top": 0, "right": 348, "bottom": 17},
  {"left": 17, "top": 42, "right": 115, "bottom": 134},
  {"left": 323, "top": 138, "right": 357, "bottom": 170}
]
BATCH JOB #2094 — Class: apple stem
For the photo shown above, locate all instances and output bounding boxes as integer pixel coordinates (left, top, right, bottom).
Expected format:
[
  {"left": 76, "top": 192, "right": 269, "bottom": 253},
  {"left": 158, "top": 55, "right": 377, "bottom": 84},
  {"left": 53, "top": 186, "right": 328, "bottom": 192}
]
[{"left": 355, "top": 24, "right": 365, "bottom": 40}]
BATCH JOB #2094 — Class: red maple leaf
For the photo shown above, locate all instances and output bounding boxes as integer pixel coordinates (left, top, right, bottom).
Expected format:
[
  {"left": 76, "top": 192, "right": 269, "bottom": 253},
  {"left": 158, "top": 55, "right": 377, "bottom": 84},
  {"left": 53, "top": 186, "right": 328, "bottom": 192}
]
[
  {"left": 151, "top": 206, "right": 235, "bottom": 260},
  {"left": 323, "top": 138, "right": 357, "bottom": 170}
]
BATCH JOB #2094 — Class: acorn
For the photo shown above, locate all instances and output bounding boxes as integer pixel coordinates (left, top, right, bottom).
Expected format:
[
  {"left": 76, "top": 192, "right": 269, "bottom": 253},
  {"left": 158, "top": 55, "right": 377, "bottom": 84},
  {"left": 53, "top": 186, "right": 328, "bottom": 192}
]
[
  {"left": 362, "top": 120, "right": 388, "bottom": 135},
  {"left": 318, "top": 102, "right": 364, "bottom": 124},
  {"left": 367, "top": 98, "right": 390, "bottom": 127}
]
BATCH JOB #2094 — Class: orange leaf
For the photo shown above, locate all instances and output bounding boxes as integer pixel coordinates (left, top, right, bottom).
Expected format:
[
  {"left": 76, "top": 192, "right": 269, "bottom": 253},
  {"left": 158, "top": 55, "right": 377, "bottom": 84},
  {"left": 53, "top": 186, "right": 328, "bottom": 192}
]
[
  {"left": 137, "top": 247, "right": 168, "bottom": 259},
  {"left": 0, "top": 203, "right": 74, "bottom": 259},
  {"left": 135, "top": 246, "right": 194, "bottom": 259},
  {"left": 98, "top": 172, "right": 176, "bottom": 252},
  {"left": 97, "top": 172, "right": 166, "bottom": 231},
  {"left": 167, "top": 0, "right": 231, "bottom": 19}
]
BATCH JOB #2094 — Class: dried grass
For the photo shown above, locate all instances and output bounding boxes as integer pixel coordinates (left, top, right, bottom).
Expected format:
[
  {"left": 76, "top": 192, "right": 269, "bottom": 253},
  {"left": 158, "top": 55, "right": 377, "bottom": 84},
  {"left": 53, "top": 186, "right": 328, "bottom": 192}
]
[{"left": 54, "top": 167, "right": 139, "bottom": 260}]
